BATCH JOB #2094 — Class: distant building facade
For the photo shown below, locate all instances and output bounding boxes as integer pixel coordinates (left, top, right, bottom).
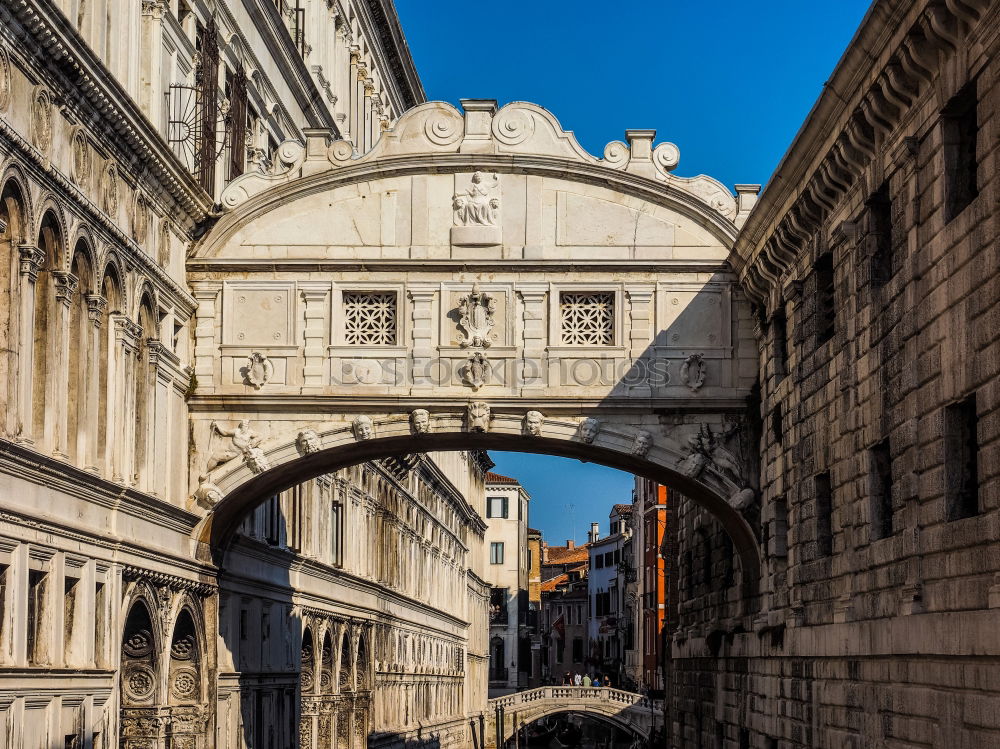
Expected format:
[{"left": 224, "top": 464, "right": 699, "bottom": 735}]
[
  {"left": 586, "top": 508, "right": 632, "bottom": 684},
  {"left": 632, "top": 476, "right": 674, "bottom": 694},
  {"left": 538, "top": 539, "right": 590, "bottom": 682},
  {"left": 483, "top": 471, "right": 530, "bottom": 695}
]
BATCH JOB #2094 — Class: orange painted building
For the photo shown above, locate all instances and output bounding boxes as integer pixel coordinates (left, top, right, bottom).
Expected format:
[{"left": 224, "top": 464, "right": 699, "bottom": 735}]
[{"left": 633, "top": 476, "right": 676, "bottom": 693}]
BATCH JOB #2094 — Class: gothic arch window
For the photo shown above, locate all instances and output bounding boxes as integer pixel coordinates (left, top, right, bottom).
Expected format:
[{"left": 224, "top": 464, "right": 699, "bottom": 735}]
[
  {"left": 356, "top": 632, "right": 369, "bottom": 691},
  {"left": 134, "top": 294, "right": 157, "bottom": 488},
  {"left": 67, "top": 243, "right": 93, "bottom": 464},
  {"left": 300, "top": 627, "right": 314, "bottom": 693},
  {"left": 0, "top": 179, "right": 26, "bottom": 429},
  {"left": 168, "top": 608, "right": 202, "bottom": 705},
  {"left": 320, "top": 629, "right": 334, "bottom": 693},
  {"left": 97, "top": 267, "right": 122, "bottom": 477},
  {"left": 120, "top": 600, "right": 158, "bottom": 707},
  {"left": 31, "top": 210, "right": 62, "bottom": 446},
  {"left": 338, "top": 632, "right": 352, "bottom": 692}
]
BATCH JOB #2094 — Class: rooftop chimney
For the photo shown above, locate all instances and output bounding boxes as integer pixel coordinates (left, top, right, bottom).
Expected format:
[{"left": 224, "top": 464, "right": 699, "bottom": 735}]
[
  {"left": 566, "top": 540, "right": 575, "bottom": 549},
  {"left": 588, "top": 522, "right": 600, "bottom": 543},
  {"left": 541, "top": 542, "right": 549, "bottom": 564}
]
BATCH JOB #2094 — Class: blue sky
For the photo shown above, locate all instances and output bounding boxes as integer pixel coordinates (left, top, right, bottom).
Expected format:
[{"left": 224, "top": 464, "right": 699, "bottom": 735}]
[{"left": 395, "top": 1, "right": 871, "bottom": 543}]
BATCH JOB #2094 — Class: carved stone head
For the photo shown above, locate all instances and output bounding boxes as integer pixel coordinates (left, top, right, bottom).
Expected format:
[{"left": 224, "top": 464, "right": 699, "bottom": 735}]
[
  {"left": 579, "top": 417, "right": 601, "bottom": 444},
  {"left": 524, "top": 410, "right": 544, "bottom": 437},
  {"left": 296, "top": 429, "right": 321, "bottom": 455},
  {"left": 411, "top": 409, "right": 431, "bottom": 435},
  {"left": 466, "top": 402, "right": 491, "bottom": 433},
  {"left": 631, "top": 430, "right": 653, "bottom": 458},
  {"left": 352, "top": 415, "right": 374, "bottom": 441},
  {"left": 193, "top": 481, "right": 223, "bottom": 510}
]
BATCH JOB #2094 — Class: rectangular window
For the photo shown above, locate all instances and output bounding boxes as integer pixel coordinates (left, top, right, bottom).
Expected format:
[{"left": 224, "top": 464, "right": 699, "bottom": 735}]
[
  {"left": 594, "top": 555, "right": 604, "bottom": 569},
  {"left": 331, "top": 500, "right": 343, "bottom": 567},
  {"left": 487, "top": 496, "right": 508, "bottom": 519},
  {"left": 572, "top": 638, "right": 583, "bottom": 662},
  {"left": 343, "top": 292, "right": 398, "bottom": 345},
  {"left": 942, "top": 80, "right": 979, "bottom": 222},
  {"left": 27, "top": 569, "right": 47, "bottom": 664},
  {"left": 560, "top": 292, "right": 615, "bottom": 345},
  {"left": 867, "top": 181, "right": 893, "bottom": 285},
  {"left": 772, "top": 403, "right": 784, "bottom": 445},
  {"left": 945, "top": 395, "right": 979, "bottom": 520},
  {"left": 815, "top": 472, "right": 833, "bottom": 558},
  {"left": 772, "top": 308, "right": 788, "bottom": 379},
  {"left": 814, "top": 252, "right": 835, "bottom": 345},
  {"left": 490, "top": 542, "right": 505, "bottom": 565},
  {"left": 870, "top": 439, "right": 894, "bottom": 539}
]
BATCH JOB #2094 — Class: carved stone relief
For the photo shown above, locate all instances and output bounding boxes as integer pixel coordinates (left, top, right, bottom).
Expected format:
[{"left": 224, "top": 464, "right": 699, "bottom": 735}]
[
  {"left": 71, "top": 128, "right": 90, "bottom": 187},
  {"left": 193, "top": 480, "right": 223, "bottom": 510},
  {"left": 579, "top": 417, "right": 601, "bottom": 444},
  {"left": 206, "top": 419, "right": 268, "bottom": 474},
  {"left": 466, "top": 402, "right": 490, "bottom": 432},
  {"left": 296, "top": 429, "right": 322, "bottom": 455},
  {"left": 243, "top": 352, "right": 273, "bottom": 389},
  {"left": 30, "top": 87, "right": 52, "bottom": 156},
  {"left": 0, "top": 47, "right": 9, "bottom": 113},
  {"left": 678, "top": 423, "right": 752, "bottom": 507},
  {"left": 101, "top": 162, "right": 120, "bottom": 216},
  {"left": 352, "top": 415, "right": 374, "bottom": 441},
  {"left": 410, "top": 409, "right": 430, "bottom": 435},
  {"left": 523, "top": 411, "right": 544, "bottom": 437},
  {"left": 460, "top": 352, "right": 489, "bottom": 390},
  {"left": 457, "top": 284, "right": 497, "bottom": 348},
  {"left": 452, "top": 171, "right": 501, "bottom": 246},
  {"left": 132, "top": 193, "right": 150, "bottom": 245},
  {"left": 631, "top": 430, "right": 653, "bottom": 458},
  {"left": 680, "top": 353, "right": 706, "bottom": 392}
]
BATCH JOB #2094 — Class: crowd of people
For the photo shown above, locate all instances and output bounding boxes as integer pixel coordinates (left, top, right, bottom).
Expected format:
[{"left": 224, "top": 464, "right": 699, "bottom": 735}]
[{"left": 559, "top": 671, "right": 614, "bottom": 688}]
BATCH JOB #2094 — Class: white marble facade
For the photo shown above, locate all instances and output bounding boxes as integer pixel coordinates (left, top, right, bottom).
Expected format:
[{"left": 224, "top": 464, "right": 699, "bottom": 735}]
[{"left": 0, "top": 0, "right": 762, "bottom": 745}]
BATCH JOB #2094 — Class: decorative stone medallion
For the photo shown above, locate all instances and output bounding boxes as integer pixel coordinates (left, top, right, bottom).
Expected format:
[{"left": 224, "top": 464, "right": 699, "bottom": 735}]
[
  {"left": 31, "top": 87, "right": 53, "bottom": 156},
  {"left": 124, "top": 665, "right": 156, "bottom": 702},
  {"left": 244, "top": 352, "right": 273, "bottom": 389},
  {"left": 457, "top": 284, "right": 497, "bottom": 348},
  {"left": 71, "top": 127, "right": 90, "bottom": 186},
  {"left": 680, "top": 353, "right": 706, "bottom": 392},
  {"left": 102, "top": 162, "right": 120, "bottom": 216},
  {"left": 123, "top": 628, "right": 154, "bottom": 657},
  {"left": 170, "top": 667, "right": 199, "bottom": 700},
  {"left": 460, "top": 352, "right": 489, "bottom": 390},
  {"left": 133, "top": 192, "right": 150, "bottom": 244},
  {"left": 0, "top": 47, "right": 10, "bottom": 113}
]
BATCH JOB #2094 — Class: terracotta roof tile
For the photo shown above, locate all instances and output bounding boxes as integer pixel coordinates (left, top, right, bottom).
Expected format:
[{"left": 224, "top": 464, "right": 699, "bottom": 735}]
[{"left": 485, "top": 471, "right": 519, "bottom": 485}]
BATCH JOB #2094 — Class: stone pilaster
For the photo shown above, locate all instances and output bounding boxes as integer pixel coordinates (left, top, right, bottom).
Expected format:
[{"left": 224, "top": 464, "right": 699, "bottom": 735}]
[
  {"left": 15, "top": 245, "right": 44, "bottom": 444},
  {"left": 50, "top": 271, "right": 78, "bottom": 458},
  {"left": 190, "top": 283, "right": 219, "bottom": 395},
  {"left": 300, "top": 284, "right": 330, "bottom": 389},
  {"left": 515, "top": 283, "right": 547, "bottom": 392},
  {"left": 408, "top": 284, "right": 437, "bottom": 391},
  {"left": 625, "top": 284, "right": 655, "bottom": 396}
]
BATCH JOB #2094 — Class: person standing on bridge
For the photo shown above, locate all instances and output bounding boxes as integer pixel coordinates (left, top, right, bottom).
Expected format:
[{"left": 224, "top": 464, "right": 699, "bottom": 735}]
[
  {"left": 592, "top": 676, "right": 601, "bottom": 687},
  {"left": 574, "top": 672, "right": 582, "bottom": 687},
  {"left": 563, "top": 672, "right": 572, "bottom": 686},
  {"left": 583, "top": 674, "right": 592, "bottom": 687},
  {"left": 603, "top": 675, "right": 612, "bottom": 689}
]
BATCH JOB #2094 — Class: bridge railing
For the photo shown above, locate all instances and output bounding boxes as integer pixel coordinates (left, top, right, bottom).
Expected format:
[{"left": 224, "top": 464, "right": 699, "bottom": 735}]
[{"left": 487, "top": 686, "right": 653, "bottom": 711}]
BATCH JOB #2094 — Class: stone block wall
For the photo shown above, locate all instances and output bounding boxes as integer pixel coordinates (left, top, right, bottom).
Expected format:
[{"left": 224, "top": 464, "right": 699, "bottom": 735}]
[{"left": 673, "top": 0, "right": 1000, "bottom": 745}]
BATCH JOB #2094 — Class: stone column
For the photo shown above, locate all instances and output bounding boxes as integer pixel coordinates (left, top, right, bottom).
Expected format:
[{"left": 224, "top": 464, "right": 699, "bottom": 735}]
[
  {"left": 83, "top": 294, "right": 107, "bottom": 472},
  {"left": 50, "top": 270, "right": 78, "bottom": 458},
  {"left": 516, "top": 283, "right": 548, "bottom": 393},
  {"left": 15, "top": 245, "right": 44, "bottom": 444},
  {"left": 190, "top": 283, "right": 219, "bottom": 394},
  {"left": 147, "top": 340, "right": 170, "bottom": 496},
  {"left": 300, "top": 284, "right": 330, "bottom": 389},
  {"left": 111, "top": 315, "right": 140, "bottom": 484},
  {"left": 139, "top": 0, "right": 167, "bottom": 124},
  {"left": 625, "top": 284, "right": 655, "bottom": 397},
  {"left": 408, "top": 284, "right": 437, "bottom": 392}
]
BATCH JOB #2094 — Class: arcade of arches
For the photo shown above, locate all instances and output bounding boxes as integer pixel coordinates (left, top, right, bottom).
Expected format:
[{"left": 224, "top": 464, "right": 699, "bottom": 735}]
[{"left": 0, "top": 0, "right": 999, "bottom": 747}]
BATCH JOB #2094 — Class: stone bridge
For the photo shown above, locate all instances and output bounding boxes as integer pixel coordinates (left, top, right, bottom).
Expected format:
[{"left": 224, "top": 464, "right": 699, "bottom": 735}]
[{"left": 485, "top": 686, "right": 663, "bottom": 745}]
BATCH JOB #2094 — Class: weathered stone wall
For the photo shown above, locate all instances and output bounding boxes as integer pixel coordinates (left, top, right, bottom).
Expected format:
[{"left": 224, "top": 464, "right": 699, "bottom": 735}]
[{"left": 672, "top": 0, "right": 1000, "bottom": 746}]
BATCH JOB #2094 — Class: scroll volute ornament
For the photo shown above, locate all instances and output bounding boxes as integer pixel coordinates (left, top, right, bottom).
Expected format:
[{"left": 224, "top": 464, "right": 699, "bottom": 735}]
[{"left": 457, "top": 284, "right": 496, "bottom": 348}]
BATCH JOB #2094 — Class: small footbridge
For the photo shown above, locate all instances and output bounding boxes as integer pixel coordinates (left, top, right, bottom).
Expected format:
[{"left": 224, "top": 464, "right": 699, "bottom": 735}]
[{"left": 485, "top": 686, "right": 663, "bottom": 746}]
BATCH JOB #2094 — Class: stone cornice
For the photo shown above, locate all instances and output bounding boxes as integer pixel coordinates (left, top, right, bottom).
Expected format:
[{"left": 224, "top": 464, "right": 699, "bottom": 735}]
[
  {"left": 733, "top": 0, "right": 991, "bottom": 308},
  {"left": 234, "top": 0, "right": 340, "bottom": 134},
  {"left": 0, "top": 0, "right": 214, "bottom": 224},
  {"left": 358, "top": 0, "right": 425, "bottom": 111},
  {"left": 0, "top": 438, "right": 200, "bottom": 535}
]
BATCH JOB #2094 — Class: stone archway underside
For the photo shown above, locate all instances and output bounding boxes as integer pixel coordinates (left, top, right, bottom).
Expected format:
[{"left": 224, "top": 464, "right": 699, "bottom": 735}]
[{"left": 187, "top": 98, "right": 763, "bottom": 591}]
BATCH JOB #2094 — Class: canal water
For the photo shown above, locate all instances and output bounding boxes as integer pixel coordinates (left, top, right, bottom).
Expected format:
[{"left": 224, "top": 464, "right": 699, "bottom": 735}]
[{"left": 521, "top": 713, "right": 638, "bottom": 749}]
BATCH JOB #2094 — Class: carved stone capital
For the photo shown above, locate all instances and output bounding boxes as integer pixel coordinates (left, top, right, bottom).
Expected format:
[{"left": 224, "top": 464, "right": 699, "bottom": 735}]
[
  {"left": 141, "top": 0, "right": 167, "bottom": 18},
  {"left": 52, "top": 271, "right": 79, "bottom": 306},
  {"left": 114, "top": 315, "right": 143, "bottom": 351},
  {"left": 18, "top": 245, "right": 45, "bottom": 280},
  {"left": 86, "top": 294, "right": 108, "bottom": 326}
]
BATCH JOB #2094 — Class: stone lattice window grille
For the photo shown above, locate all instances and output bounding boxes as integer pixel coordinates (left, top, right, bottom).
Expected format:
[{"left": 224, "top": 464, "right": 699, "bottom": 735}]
[
  {"left": 343, "top": 292, "right": 397, "bottom": 345},
  {"left": 559, "top": 292, "right": 615, "bottom": 345}
]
